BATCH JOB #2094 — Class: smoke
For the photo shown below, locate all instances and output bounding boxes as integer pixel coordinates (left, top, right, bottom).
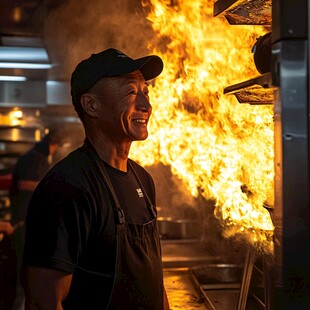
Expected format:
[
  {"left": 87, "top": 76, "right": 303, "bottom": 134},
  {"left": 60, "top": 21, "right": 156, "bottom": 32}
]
[
  {"left": 43, "top": 0, "right": 156, "bottom": 80},
  {"left": 146, "top": 163, "right": 201, "bottom": 219}
]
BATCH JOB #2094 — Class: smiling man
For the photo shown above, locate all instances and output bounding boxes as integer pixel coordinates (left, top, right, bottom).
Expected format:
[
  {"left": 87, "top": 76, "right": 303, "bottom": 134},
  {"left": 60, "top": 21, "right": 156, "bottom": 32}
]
[{"left": 22, "top": 48, "right": 169, "bottom": 310}]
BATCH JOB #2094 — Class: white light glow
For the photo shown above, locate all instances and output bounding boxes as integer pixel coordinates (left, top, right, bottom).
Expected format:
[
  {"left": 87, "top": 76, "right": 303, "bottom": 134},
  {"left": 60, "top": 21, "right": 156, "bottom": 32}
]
[
  {"left": 0, "top": 46, "right": 50, "bottom": 62},
  {"left": 0, "top": 62, "right": 52, "bottom": 69},
  {"left": 0, "top": 75, "right": 27, "bottom": 81},
  {"left": 10, "top": 110, "right": 23, "bottom": 119}
]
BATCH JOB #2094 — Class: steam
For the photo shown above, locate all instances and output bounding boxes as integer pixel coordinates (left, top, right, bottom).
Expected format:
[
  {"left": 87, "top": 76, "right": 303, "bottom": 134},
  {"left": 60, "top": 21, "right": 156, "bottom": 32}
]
[{"left": 43, "top": 0, "right": 156, "bottom": 80}]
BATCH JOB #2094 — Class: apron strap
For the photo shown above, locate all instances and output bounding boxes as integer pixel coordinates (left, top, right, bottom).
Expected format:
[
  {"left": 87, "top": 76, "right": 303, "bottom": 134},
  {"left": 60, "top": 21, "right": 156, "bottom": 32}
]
[
  {"left": 128, "top": 160, "right": 157, "bottom": 219},
  {"left": 81, "top": 140, "right": 125, "bottom": 225}
]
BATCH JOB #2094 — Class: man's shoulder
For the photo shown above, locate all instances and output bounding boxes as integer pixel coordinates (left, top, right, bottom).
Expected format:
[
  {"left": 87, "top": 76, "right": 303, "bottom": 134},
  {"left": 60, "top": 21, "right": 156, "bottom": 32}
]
[
  {"left": 43, "top": 146, "right": 97, "bottom": 185},
  {"left": 58, "top": 145, "right": 91, "bottom": 163},
  {"left": 128, "top": 159, "right": 153, "bottom": 182}
]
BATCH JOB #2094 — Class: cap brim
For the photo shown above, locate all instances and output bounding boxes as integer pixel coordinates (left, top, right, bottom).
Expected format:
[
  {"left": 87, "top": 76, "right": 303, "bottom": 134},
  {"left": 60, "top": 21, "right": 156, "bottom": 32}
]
[{"left": 135, "top": 55, "right": 164, "bottom": 81}]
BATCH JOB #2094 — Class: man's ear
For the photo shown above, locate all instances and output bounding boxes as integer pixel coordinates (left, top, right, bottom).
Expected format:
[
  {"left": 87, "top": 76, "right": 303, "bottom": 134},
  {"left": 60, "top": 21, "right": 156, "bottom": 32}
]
[{"left": 80, "top": 93, "right": 98, "bottom": 117}]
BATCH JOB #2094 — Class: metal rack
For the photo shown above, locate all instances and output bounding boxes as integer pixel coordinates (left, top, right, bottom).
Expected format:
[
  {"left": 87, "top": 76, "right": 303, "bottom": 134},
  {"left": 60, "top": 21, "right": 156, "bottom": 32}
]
[
  {"left": 223, "top": 72, "right": 274, "bottom": 105},
  {"left": 213, "top": 0, "right": 272, "bottom": 25},
  {"left": 213, "top": 0, "right": 273, "bottom": 105},
  {"left": 189, "top": 250, "right": 274, "bottom": 310}
]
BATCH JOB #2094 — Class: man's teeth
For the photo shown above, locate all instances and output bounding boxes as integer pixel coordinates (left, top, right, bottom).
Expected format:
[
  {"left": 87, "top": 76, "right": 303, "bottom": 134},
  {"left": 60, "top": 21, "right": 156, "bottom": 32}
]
[{"left": 134, "top": 119, "right": 147, "bottom": 123}]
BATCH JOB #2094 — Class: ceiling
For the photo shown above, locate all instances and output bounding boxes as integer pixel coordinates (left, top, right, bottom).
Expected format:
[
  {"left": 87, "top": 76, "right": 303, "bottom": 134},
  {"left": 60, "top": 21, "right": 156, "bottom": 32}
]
[{"left": 0, "top": 0, "right": 63, "bottom": 36}]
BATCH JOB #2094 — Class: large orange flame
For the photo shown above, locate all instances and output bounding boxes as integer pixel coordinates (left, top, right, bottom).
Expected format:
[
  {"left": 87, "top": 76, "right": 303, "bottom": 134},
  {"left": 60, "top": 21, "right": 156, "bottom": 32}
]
[{"left": 130, "top": 0, "right": 274, "bottom": 254}]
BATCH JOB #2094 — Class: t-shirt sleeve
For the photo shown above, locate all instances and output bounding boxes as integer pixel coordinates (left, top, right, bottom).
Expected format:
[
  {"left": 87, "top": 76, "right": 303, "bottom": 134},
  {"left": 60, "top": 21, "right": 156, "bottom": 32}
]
[{"left": 23, "top": 172, "right": 93, "bottom": 274}]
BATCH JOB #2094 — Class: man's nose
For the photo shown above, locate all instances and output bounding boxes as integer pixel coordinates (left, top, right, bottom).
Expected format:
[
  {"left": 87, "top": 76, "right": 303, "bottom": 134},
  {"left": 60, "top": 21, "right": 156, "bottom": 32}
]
[{"left": 137, "top": 93, "right": 152, "bottom": 111}]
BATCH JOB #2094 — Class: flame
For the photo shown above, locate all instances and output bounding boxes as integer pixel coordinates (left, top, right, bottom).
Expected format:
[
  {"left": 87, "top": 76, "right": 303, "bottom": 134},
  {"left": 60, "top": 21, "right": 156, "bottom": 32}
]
[{"left": 130, "top": 0, "right": 274, "bottom": 254}]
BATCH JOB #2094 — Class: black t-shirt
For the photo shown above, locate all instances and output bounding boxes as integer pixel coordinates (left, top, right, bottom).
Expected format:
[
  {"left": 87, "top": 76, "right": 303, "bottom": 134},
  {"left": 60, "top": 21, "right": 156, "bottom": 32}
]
[
  {"left": 23, "top": 142, "right": 157, "bottom": 309},
  {"left": 103, "top": 161, "right": 153, "bottom": 224}
]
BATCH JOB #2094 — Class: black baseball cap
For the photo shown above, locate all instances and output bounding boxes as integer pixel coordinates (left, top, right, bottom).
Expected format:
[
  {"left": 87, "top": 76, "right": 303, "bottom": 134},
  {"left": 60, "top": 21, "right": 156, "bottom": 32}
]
[{"left": 70, "top": 48, "right": 164, "bottom": 105}]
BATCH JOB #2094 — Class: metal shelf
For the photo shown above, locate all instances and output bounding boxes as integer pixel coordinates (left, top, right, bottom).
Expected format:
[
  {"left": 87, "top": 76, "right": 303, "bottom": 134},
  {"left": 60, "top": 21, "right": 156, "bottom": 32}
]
[
  {"left": 213, "top": 0, "right": 272, "bottom": 25},
  {"left": 223, "top": 73, "right": 274, "bottom": 105}
]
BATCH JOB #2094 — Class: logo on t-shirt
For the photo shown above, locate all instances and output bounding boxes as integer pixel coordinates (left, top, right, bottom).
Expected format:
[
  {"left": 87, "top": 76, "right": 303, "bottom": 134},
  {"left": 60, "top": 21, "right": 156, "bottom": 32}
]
[{"left": 136, "top": 188, "right": 144, "bottom": 198}]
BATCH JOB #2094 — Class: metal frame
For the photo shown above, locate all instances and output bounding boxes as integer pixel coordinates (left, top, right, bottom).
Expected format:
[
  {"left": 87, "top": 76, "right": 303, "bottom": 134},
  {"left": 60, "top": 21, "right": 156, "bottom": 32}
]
[{"left": 272, "top": 0, "right": 310, "bottom": 309}]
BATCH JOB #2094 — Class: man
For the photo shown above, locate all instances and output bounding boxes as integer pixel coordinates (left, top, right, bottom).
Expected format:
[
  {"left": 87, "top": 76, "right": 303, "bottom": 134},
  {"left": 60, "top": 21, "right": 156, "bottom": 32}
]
[
  {"left": 22, "top": 48, "right": 170, "bottom": 309},
  {"left": 0, "top": 221, "right": 14, "bottom": 235},
  {"left": 10, "top": 128, "right": 64, "bottom": 225},
  {"left": 10, "top": 128, "right": 64, "bottom": 310}
]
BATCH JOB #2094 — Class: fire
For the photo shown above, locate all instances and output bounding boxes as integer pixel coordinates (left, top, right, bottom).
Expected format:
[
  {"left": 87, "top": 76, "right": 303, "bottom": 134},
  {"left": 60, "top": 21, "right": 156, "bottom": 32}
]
[{"left": 130, "top": 0, "right": 274, "bottom": 254}]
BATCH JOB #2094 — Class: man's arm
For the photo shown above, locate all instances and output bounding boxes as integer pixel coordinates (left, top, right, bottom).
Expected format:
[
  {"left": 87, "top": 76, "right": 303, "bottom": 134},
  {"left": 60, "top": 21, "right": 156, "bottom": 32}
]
[
  {"left": 0, "top": 221, "right": 14, "bottom": 235},
  {"left": 18, "top": 180, "right": 39, "bottom": 192},
  {"left": 23, "top": 266, "right": 72, "bottom": 310}
]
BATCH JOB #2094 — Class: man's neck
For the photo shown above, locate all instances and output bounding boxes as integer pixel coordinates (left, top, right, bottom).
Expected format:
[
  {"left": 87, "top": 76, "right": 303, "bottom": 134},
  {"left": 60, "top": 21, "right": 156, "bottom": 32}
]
[{"left": 86, "top": 134, "right": 131, "bottom": 172}]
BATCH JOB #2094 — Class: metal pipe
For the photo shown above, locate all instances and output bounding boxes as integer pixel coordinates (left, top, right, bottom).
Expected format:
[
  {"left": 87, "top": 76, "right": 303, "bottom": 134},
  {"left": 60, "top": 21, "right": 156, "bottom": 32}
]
[{"left": 236, "top": 247, "right": 256, "bottom": 310}]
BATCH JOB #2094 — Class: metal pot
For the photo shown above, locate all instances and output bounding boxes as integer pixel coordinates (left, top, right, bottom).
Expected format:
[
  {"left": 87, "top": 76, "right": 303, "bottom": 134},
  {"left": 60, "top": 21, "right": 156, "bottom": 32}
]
[{"left": 157, "top": 217, "right": 201, "bottom": 239}]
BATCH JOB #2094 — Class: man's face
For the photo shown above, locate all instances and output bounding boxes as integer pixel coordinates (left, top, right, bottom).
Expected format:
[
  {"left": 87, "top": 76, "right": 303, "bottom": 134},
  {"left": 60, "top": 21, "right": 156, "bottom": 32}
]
[{"left": 94, "top": 70, "right": 152, "bottom": 142}]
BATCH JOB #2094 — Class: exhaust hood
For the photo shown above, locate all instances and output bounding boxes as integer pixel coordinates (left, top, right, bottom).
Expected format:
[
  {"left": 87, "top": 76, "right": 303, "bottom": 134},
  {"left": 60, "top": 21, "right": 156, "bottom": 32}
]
[
  {"left": 0, "top": 46, "right": 51, "bottom": 69},
  {"left": 0, "top": 35, "right": 49, "bottom": 107},
  {"left": 0, "top": 35, "right": 71, "bottom": 108},
  {"left": 0, "top": 35, "right": 51, "bottom": 80}
]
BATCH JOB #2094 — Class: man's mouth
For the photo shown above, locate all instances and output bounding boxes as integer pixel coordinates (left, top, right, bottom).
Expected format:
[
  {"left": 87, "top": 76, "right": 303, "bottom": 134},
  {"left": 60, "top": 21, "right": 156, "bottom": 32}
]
[{"left": 133, "top": 118, "right": 147, "bottom": 124}]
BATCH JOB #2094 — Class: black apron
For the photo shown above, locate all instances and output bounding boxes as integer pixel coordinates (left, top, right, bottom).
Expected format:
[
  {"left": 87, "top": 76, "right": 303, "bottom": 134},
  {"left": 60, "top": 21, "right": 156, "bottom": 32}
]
[{"left": 86, "top": 141, "right": 164, "bottom": 310}]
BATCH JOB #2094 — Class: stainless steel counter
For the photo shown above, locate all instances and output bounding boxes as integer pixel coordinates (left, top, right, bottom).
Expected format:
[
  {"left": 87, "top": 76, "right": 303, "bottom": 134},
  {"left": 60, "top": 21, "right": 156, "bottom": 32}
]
[
  {"left": 161, "top": 239, "right": 221, "bottom": 309},
  {"left": 161, "top": 240, "right": 265, "bottom": 310},
  {"left": 164, "top": 268, "right": 207, "bottom": 310}
]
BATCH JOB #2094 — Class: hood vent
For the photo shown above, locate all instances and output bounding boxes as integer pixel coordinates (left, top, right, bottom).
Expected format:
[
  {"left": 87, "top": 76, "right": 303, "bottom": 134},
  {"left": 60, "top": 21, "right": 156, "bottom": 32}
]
[
  {"left": 0, "top": 35, "right": 48, "bottom": 108},
  {"left": 0, "top": 80, "right": 46, "bottom": 107}
]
